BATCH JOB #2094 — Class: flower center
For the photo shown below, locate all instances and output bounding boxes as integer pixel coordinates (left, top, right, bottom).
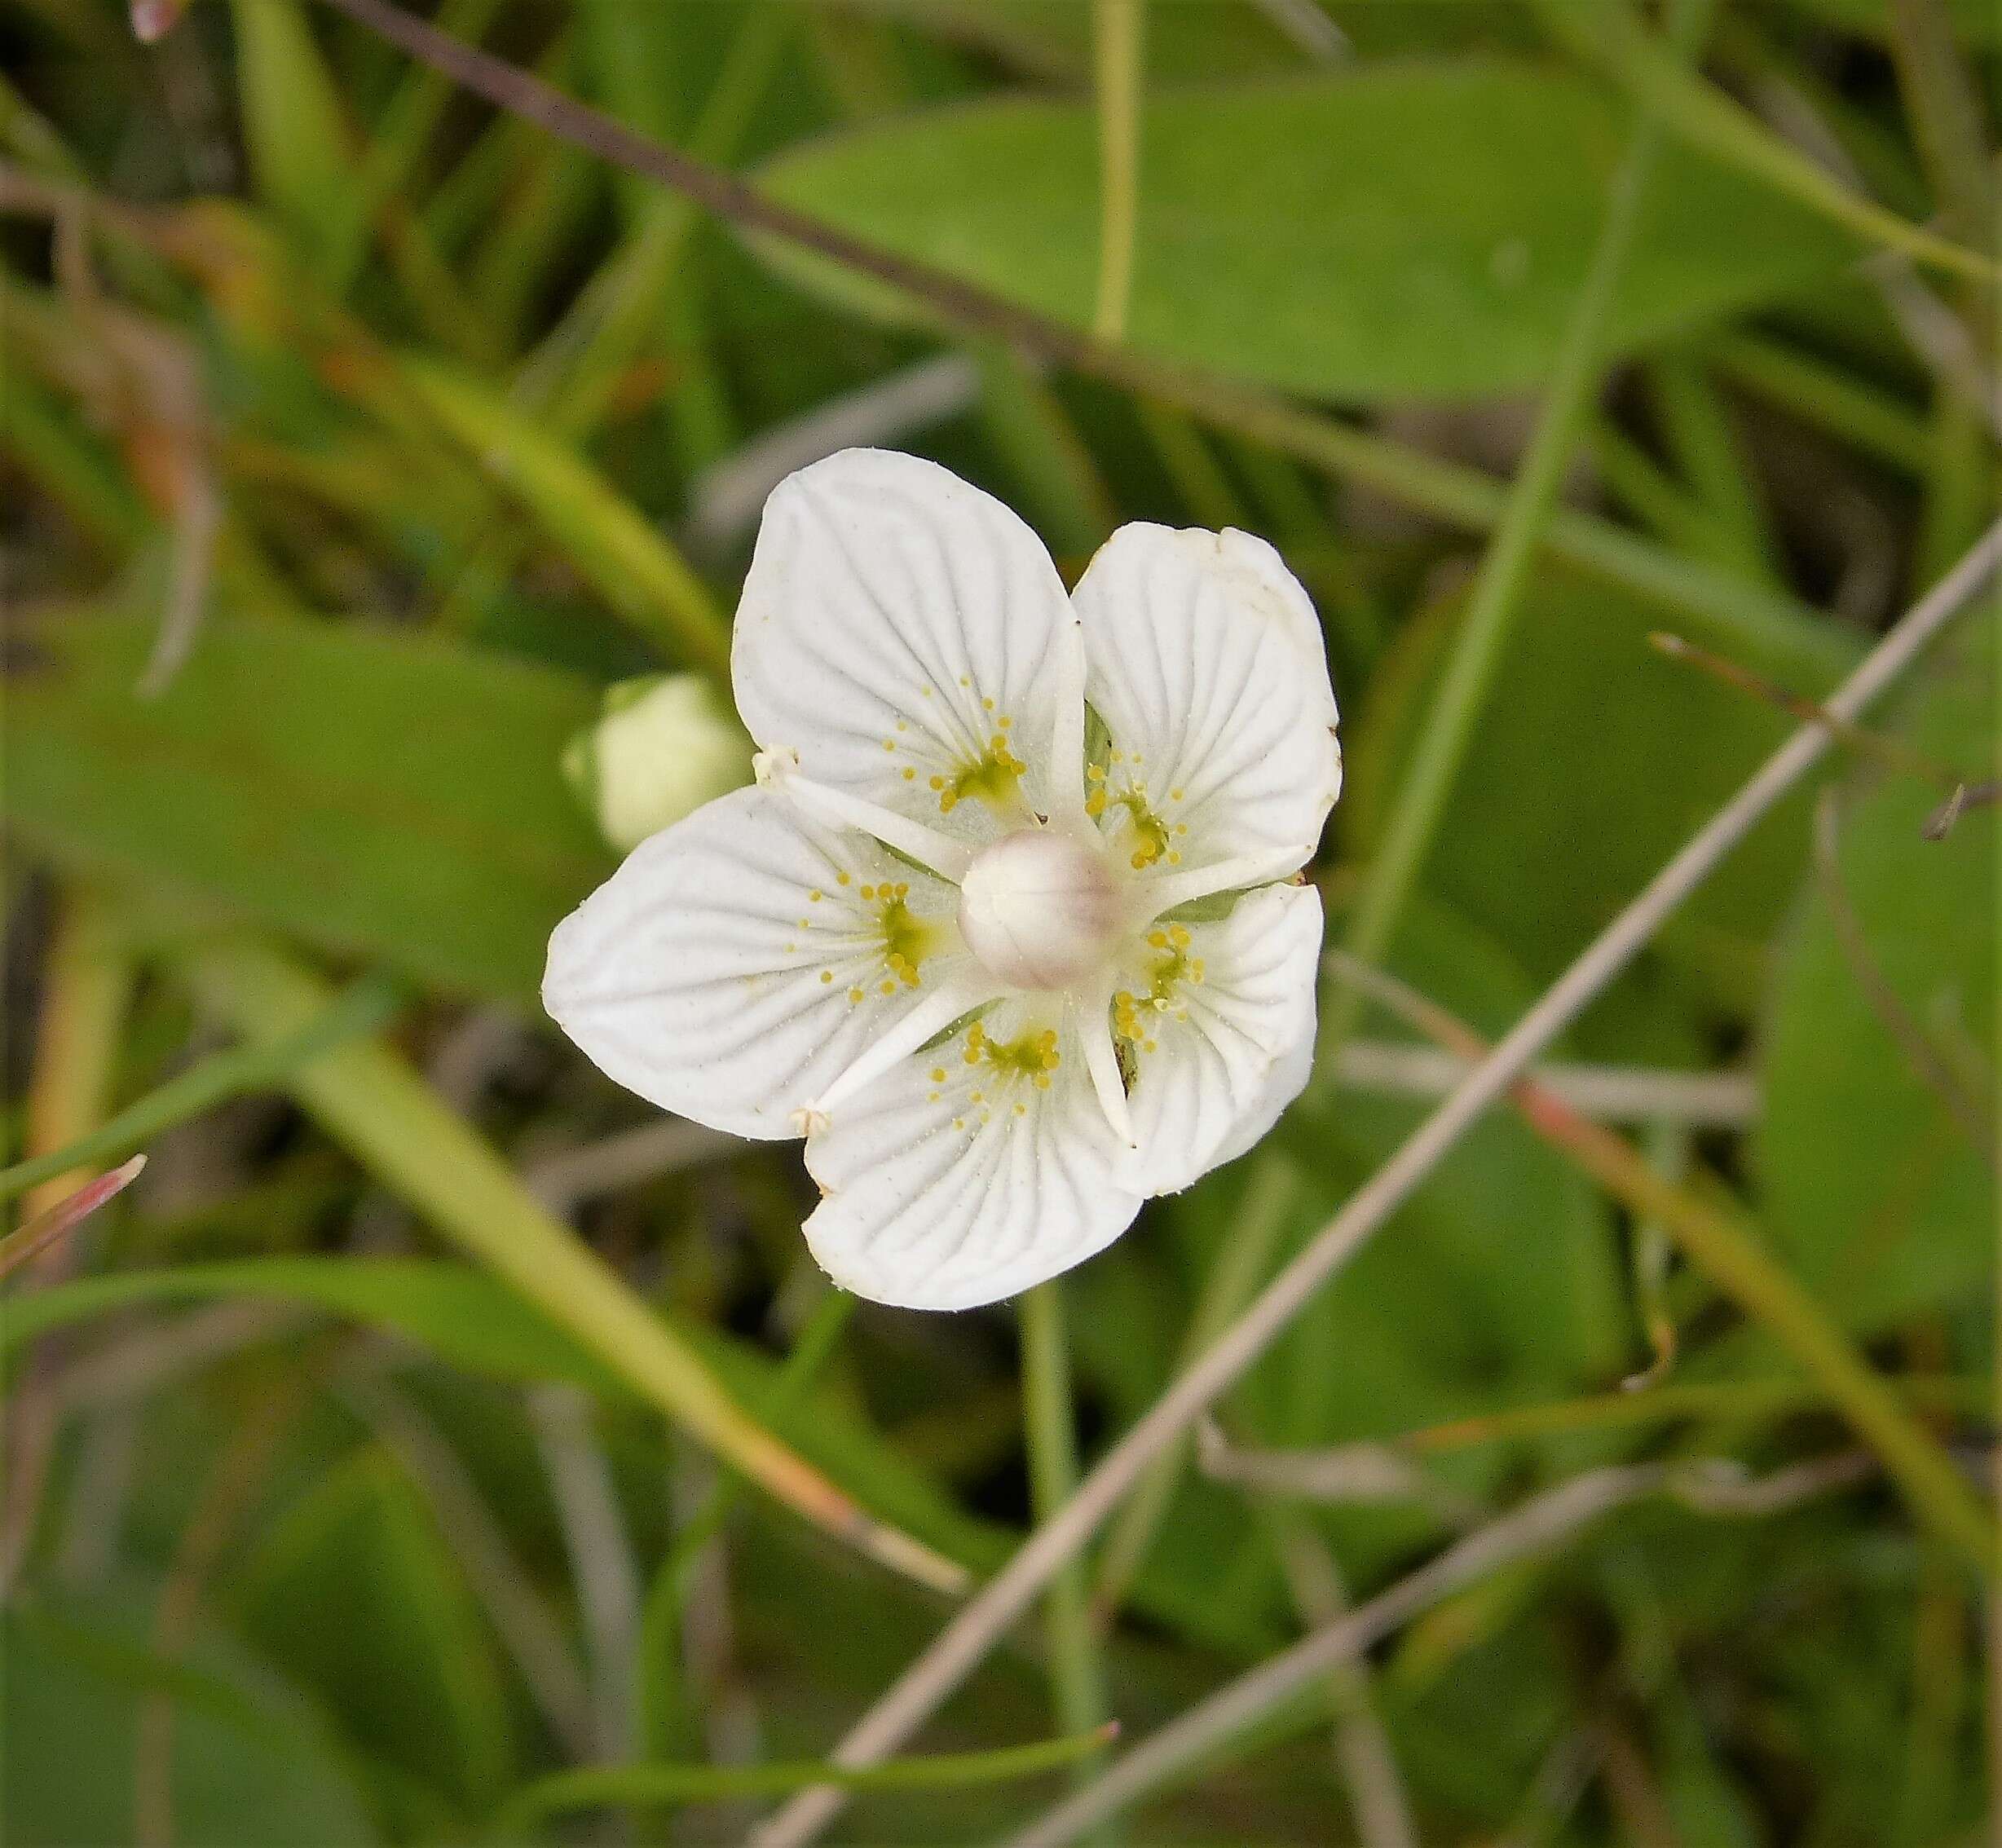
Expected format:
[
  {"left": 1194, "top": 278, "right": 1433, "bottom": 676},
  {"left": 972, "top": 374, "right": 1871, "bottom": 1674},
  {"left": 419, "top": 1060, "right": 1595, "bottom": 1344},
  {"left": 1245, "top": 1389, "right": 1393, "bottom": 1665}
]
[{"left": 957, "top": 828, "right": 1123, "bottom": 990}]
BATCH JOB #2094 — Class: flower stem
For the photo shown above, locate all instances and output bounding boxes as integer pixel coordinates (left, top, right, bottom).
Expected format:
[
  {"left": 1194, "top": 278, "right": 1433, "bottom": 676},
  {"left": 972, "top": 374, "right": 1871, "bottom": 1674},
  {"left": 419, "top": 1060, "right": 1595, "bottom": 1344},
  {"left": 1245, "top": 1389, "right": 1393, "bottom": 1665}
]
[{"left": 1019, "top": 1282, "right": 1111, "bottom": 1799}]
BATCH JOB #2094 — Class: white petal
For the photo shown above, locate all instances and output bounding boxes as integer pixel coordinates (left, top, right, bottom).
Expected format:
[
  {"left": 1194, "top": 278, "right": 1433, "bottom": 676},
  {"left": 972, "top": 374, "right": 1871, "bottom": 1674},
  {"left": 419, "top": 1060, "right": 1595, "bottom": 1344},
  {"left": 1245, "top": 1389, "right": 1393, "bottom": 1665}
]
[
  {"left": 543, "top": 786, "right": 986, "bottom": 1140},
  {"left": 800, "top": 997, "right": 1144, "bottom": 1310},
  {"left": 732, "top": 448, "right": 1084, "bottom": 853},
  {"left": 1073, "top": 524, "right": 1342, "bottom": 896},
  {"left": 1114, "top": 882, "right": 1324, "bottom": 1197}
]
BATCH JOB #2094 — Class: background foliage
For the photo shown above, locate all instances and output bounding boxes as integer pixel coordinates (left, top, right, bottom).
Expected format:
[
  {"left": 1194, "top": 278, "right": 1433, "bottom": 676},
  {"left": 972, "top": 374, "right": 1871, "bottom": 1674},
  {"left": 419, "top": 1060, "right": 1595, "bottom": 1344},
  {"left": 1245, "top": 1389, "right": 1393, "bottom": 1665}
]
[{"left": 2, "top": 0, "right": 1996, "bottom": 1843}]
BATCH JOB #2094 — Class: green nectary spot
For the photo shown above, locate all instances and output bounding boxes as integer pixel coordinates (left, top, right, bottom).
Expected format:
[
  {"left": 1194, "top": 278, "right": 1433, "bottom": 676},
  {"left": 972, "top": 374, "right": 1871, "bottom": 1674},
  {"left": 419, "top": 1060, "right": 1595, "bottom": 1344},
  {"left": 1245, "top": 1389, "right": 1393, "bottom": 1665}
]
[
  {"left": 880, "top": 895, "right": 935, "bottom": 978},
  {"left": 948, "top": 753, "right": 1025, "bottom": 812}
]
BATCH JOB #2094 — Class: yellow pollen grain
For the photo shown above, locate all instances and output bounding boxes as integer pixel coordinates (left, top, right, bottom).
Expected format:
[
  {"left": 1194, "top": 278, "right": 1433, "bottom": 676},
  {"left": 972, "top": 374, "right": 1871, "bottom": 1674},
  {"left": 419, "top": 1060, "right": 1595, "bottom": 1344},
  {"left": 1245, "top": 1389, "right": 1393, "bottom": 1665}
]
[
  {"left": 859, "top": 884, "right": 875, "bottom": 900},
  {"left": 1170, "top": 924, "right": 1191, "bottom": 946},
  {"left": 981, "top": 697, "right": 994, "bottom": 712},
  {"left": 968, "top": 1091, "right": 983, "bottom": 1105},
  {"left": 1085, "top": 791, "right": 1107, "bottom": 818},
  {"left": 1167, "top": 851, "right": 1182, "bottom": 864},
  {"left": 1087, "top": 764, "right": 1105, "bottom": 783},
  {"left": 1149, "top": 930, "right": 1169, "bottom": 949},
  {"left": 998, "top": 715, "right": 1012, "bottom": 730},
  {"left": 849, "top": 986, "right": 864, "bottom": 1004},
  {"left": 903, "top": 766, "right": 916, "bottom": 780},
  {"left": 881, "top": 980, "right": 897, "bottom": 996},
  {"left": 1034, "top": 1074, "right": 1052, "bottom": 1089},
  {"left": 896, "top": 719, "right": 908, "bottom": 731},
  {"left": 931, "top": 1067, "right": 946, "bottom": 1083},
  {"left": 883, "top": 739, "right": 896, "bottom": 752},
  {"left": 836, "top": 871, "right": 851, "bottom": 886},
  {"left": 809, "top": 889, "right": 822, "bottom": 902},
  {"left": 1013, "top": 1102, "right": 1026, "bottom": 1117},
  {"left": 1170, "top": 787, "right": 1184, "bottom": 801},
  {"left": 820, "top": 971, "right": 833, "bottom": 983}
]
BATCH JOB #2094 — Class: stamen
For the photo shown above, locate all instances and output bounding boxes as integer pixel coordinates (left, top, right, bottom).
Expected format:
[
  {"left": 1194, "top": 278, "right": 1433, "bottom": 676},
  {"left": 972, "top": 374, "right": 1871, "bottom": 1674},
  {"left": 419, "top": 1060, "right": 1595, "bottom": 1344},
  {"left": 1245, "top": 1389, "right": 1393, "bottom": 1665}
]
[
  {"left": 805, "top": 971, "right": 997, "bottom": 1118},
  {"left": 755, "top": 751, "right": 974, "bottom": 882},
  {"left": 1078, "top": 1000, "right": 1136, "bottom": 1148},
  {"left": 1136, "top": 845, "right": 1310, "bottom": 920}
]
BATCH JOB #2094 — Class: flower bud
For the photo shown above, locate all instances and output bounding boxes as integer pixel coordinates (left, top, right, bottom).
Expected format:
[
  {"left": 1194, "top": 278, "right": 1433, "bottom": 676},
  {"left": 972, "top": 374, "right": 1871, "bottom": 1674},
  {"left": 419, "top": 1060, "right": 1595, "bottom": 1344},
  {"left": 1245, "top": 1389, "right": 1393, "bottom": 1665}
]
[{"left": 564, "top": 673, "right": 752, "bottom": 852}]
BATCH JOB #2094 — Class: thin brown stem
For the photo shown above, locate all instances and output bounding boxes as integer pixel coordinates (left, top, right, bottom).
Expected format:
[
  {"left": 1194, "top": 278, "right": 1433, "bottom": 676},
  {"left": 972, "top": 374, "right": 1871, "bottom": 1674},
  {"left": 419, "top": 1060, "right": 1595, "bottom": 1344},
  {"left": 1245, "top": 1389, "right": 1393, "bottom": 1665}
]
[{"left": 1812, "top": 792, "right": 1995, "bottom": 1166}]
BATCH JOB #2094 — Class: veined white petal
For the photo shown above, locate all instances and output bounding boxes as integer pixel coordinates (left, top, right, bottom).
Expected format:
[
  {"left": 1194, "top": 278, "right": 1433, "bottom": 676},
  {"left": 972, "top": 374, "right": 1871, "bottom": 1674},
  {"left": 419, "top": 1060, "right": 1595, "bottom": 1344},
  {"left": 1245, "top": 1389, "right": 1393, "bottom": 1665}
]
[
  {"left": 1113, "top": 882, "right": 1324, "bottom": 1197},
  {"left": 542, "top": 786, "right": 974, "bottom": 1140},
  {"left": 1074, "top": 523, "right": 1342, "bottom": 896},
  {"left": 800, "top": 999, "right": 1144, "bottom": 1310},
  {"left": 733, "top": 448, "right": 1080, "bottom": 853},
  {"left": 755, "top": 750, "right": 974, "bottom": 883},
  {"left": 1045, "top": 615, "right": 1091, "bottom": 831}
]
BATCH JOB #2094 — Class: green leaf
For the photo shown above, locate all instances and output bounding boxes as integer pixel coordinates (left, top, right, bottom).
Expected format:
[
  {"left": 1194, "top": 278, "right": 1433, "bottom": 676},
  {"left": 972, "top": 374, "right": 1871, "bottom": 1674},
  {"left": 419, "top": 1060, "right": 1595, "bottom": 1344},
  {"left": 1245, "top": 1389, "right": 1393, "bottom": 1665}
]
[
  {"left": 227, "top": 0, "right": 361, "bottom": 276},
  {"left": 3, "top": 611, "right": 611, "bottom": 1003},
  {"left": 236, "top": 1453, "right": 514, "bottom": 1819},
  {"left": 1343, "top": 575, "right": 1810, "bottom": 1011},
  {"left": 1757, "top": 623, "right": 1997, "bottom": 1330},
  {"left": 754, "top": 62, "right": 1859, "bottom": 403},
  {"left": 2, "top": 1599, "right": 382, "bottom": 1848}
]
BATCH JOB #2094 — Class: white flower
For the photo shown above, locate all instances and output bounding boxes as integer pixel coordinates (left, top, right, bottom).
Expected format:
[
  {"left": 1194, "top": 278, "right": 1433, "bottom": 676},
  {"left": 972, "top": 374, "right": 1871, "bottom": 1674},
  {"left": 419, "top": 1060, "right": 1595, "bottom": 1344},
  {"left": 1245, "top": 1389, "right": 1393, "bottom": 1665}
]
[{"left": 544, "top": 450, "right": 1341, "bottom": 1311}]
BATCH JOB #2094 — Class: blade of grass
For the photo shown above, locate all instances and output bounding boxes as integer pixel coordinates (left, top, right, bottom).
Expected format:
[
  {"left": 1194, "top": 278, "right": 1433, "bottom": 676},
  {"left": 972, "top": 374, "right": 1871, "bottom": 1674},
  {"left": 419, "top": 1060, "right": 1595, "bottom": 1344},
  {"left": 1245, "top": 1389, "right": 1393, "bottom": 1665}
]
[
  {"left": 173, "top": 934, "right": 964, "bottom": 1595},
  {"left": 1710, "top": 332, "right": 1931, "bottom": 476},
  {"left": 754, "top": 518, "right": 2002, "bottom": 1847},
  {"left": 1646, "top": 352, "right": 1781, "bottom": 584},
  {"left": 403, "top": 359, "right": 730, "bottom": 677},
  {"left": 498, "top": 1722, "right": 1122, "bottom": 1831},
  {"left": 1018, "top": 1283, "right": 1111, "bottom": 1811},
  {"left": 1526, "top": 0, "right": 1996, "bottom": 283},
  {"left": 1318, "top": 0, "right": 1718, "bottom": 1063},
  {"left": 0, "top": 1156, "right": 147, "bottom": 1286},
  {"left": 1091, "top": 0, "right": 1143, "bottom": 344},
  {"left": 309, "top": 0, "right": 1858, "bottom": 690},
  {"left": 1389, "top": 1374, "right": 1987, "bottom": 1456},
  {"left": 0, "top": 976, "right": 402, "bottom": 1204}
]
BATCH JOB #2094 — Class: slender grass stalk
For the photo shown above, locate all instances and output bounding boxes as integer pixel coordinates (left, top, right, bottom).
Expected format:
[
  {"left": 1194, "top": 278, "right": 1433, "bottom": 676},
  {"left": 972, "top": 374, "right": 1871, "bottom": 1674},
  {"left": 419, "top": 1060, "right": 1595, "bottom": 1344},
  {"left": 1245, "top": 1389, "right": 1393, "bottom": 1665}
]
[
  {"left": 1091, "top": 1159, "right": 1295, "bottom": 1623},
  {"left": 1091, "top": 0, "right": 1143, "bottom": 344},
  {"left": 0, "top": 975, "right": 402, "bottom": 1203},
  {"left": 1391, "top": 1374, "right": 1987, "bottom": 1455},
  {"left": 174, "top": 935, "right": 964, "bottom": 1594},
  {"left": 1527, "top": 0, "right": 1996, "bottom": 283},
  {"left": 1320, "top": 0, "right": 1717, "bottom": 1061},
  {"left": 1019, "top": 1283, "right": 1111, "bottom": 1803},
  {"left": 1, "top": 888, "right": 138, "bottom": 1594},
  {"left": 497, "top": 1722, "right": 1121, "bottom": 1830},
  {"left": 1884, "top": 0, "right": 1995, "bottom": 251},
  {"left": 652, "top": 1288, "right": 858, "bottom": 1612}
]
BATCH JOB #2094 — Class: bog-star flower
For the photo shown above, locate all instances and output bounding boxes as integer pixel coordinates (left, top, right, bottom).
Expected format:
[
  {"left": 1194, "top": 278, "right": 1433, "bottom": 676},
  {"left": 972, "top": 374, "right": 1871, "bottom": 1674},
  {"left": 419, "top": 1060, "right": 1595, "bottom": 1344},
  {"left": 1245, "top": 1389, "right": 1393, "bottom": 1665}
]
[{"left": 545, "top": 450, "right": 1341, "bottom": 1310}]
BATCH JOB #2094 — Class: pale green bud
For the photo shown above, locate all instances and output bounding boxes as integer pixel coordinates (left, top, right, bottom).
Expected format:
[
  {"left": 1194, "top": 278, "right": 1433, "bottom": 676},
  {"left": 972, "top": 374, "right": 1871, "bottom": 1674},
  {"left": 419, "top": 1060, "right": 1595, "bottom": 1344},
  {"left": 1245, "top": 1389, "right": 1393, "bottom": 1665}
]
[{"left": 564, "top": 673, "right": 752, "bottom": 852}]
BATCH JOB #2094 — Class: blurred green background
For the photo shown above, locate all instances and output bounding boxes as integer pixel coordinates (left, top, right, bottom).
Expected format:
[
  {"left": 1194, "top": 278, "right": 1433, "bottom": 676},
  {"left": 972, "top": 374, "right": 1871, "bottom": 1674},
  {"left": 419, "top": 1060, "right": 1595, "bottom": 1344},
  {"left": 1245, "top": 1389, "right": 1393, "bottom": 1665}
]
[{"left": 2, "top": 0, "right": 1997, "bottom": 1841}]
